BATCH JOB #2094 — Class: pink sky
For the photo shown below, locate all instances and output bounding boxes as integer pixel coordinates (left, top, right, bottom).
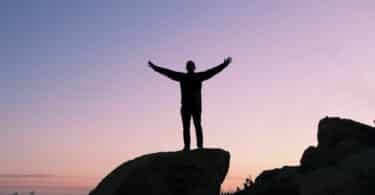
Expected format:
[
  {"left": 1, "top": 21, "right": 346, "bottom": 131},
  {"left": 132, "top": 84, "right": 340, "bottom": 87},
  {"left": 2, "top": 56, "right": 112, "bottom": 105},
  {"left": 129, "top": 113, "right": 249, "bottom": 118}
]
[{"left": 1, "top": 1, "right": 375, "bottom": 194}]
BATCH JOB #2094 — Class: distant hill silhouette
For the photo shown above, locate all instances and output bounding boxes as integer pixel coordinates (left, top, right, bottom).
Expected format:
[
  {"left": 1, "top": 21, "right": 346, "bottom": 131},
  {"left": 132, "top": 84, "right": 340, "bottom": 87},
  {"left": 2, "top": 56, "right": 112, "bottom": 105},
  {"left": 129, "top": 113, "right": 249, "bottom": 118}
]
[
  {"left": 90, "top": 149, "right": 230, "bottom": 195},
  {"left": 227, "top": 117, "right": 375, "bottom": 195}
]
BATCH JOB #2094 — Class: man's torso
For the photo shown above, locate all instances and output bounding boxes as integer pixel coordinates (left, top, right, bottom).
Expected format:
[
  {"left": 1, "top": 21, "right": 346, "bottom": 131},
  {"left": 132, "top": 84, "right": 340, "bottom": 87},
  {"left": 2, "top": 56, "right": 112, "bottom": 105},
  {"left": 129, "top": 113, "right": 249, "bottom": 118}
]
[{"left": 179, "top": 73, "right": 202, "bottom": 110}]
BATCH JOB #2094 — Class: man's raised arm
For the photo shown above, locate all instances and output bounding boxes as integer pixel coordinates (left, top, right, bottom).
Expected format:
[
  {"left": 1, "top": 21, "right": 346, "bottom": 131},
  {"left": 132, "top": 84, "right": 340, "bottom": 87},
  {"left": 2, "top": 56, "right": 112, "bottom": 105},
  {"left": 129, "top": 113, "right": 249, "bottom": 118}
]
[
  {"left": 148, "top": 61, "right": 184, "bottom": 81},
  {"left": 199, "top": 57, "right": 232, "bottom": 81}
]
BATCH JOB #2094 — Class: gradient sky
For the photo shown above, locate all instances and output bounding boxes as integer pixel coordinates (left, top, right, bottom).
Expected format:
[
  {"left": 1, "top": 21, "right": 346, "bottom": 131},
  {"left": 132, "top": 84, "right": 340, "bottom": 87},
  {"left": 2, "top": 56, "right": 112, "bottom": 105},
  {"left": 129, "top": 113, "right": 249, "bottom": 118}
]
[{"left": 1, "top": 0, "right": 375, "bottom": 194}]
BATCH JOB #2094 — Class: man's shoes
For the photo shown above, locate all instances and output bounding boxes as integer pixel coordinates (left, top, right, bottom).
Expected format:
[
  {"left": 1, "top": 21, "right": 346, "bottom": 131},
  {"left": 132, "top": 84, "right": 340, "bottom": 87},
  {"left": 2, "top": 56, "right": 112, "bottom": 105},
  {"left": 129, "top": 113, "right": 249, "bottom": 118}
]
[{"left": 182, "top": 147, "right": 190, "bottom": 152}]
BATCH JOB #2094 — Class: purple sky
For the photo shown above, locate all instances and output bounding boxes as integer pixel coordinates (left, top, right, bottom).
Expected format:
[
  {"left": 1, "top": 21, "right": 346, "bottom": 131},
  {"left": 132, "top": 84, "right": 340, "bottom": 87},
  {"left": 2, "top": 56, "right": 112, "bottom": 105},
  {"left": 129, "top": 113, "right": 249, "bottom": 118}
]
[{"left": 1, "top": 1, "right": 375, "bottom": 193}]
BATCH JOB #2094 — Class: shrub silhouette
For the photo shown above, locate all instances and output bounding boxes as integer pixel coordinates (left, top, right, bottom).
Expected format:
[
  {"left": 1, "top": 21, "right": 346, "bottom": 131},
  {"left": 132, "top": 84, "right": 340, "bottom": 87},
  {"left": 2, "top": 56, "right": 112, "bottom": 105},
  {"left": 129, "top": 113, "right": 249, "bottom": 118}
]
[{"left": 221, "top": 175, "right": 254, "bottom": 195}]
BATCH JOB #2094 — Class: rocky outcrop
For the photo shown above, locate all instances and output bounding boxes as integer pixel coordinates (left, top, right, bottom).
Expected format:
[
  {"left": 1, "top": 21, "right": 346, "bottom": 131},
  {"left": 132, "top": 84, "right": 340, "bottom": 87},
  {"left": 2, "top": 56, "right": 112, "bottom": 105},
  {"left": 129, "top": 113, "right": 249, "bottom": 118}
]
[
  {"left": 301, "top": 117, "right": 375, "bottom": 171},
  {"left": 300, "top": 148, "right": 375, "bottom": 195},
  {"left": 251, "top": 166, "right": 300, "bottom": 195},
  {"left": 90, "top": 148, "right": 230, "bottom": 195},
  {"left": 234, "top": 117, "right": 375, "bottom": 195},
  {"left": 317, "top": 117, "right": 375, "bottom": 148}
]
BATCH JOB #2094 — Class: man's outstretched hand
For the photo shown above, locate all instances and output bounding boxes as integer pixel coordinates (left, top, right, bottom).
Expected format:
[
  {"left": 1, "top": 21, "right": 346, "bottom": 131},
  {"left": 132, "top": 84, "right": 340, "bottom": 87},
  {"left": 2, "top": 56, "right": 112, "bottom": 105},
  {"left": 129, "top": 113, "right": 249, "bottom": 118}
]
[
  {"left": 148, "top": 61, "right": 156, "bottom": 69},
  {"left": 224, "top": 57, "right": 232, "bottom": 65}
]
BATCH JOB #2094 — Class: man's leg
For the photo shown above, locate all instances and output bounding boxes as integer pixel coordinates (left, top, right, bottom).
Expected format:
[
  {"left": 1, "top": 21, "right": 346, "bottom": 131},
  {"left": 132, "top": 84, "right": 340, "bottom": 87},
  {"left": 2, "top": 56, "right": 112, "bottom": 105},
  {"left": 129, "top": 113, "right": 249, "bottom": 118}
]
[
  {"left": 192, "top": 110, "right": 203, "bottom": 149},
  {"left": 181, "top": 107, "right": 191, "bottom": 151}
]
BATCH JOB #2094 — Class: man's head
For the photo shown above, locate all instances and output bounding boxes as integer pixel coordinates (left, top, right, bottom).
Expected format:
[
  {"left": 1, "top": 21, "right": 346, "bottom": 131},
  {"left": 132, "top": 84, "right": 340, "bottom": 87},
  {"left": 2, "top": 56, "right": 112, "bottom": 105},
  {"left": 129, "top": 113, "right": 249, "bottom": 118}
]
[{"left": 186, "top": 60, "right": 196, "bottom": 73}]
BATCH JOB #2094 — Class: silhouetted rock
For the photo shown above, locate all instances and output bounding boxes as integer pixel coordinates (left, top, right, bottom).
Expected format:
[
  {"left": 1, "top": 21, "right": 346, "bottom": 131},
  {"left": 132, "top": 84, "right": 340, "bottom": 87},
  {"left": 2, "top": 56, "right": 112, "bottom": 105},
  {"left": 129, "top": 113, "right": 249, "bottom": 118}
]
[
  {"left": 252, "top": 166, "right": 300, "bottom": 195},
  {"left": 300, "top": 149, "right": 375, "bottom": 195},
  {"left": 317, "top": 117, "right": 375, "bottom": 148},
  {"left": 231, "top": 117, "right": 375, "bottom": 195},
  {"left": 90, "top": 148, "right": 230, "bottom": 195},
  {"left": 301, "top": 117, "right": 375, "bottom": 171}
]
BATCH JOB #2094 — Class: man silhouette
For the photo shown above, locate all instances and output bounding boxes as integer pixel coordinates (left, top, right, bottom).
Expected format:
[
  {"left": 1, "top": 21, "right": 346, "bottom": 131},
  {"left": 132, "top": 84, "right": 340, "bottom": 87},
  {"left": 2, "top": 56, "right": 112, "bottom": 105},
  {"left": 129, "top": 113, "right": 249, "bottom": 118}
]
[{"left": 148, "top": 57, "right": 232, "bottom": 151}]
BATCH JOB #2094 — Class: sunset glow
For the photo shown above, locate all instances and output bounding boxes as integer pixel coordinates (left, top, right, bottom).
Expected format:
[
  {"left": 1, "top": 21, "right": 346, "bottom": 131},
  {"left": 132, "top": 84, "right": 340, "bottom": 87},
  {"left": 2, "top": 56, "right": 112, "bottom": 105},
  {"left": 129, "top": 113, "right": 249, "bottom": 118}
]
[{"left": 1, "top": 1, "right": 375, "bottom": 194}]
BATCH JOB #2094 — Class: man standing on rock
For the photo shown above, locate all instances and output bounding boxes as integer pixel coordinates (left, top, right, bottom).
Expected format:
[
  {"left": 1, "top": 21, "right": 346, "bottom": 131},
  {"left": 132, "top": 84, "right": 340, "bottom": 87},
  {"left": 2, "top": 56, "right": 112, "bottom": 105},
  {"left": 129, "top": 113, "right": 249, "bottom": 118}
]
[{"left": 148, "top": 57, "right": 232, "bottom": 151}]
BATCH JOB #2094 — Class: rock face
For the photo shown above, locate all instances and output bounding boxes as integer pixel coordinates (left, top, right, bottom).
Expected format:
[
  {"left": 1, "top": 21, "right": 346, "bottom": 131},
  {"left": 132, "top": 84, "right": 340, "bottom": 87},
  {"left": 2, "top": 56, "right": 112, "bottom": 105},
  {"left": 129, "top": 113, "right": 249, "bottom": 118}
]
[
  {"left": 298, "top": 118, "right": 375, "bottom": 195},
  {"left": 251, "top": 166, "right": 300, "bottom": 195},
  {"left": 301, "top": 117, "right": 375, "bottom": 171},
  {"left": 90, "top": 148, "right": 230, "bottom": 195},
  {"left": 234, "top": 117, "right": 375, "bottom": 195},
  {"left": 300, "top": 149, "right": 375, "bottom": 195},
  {"left": 317, "top": 117, "right": 375, "bottom": 148}
]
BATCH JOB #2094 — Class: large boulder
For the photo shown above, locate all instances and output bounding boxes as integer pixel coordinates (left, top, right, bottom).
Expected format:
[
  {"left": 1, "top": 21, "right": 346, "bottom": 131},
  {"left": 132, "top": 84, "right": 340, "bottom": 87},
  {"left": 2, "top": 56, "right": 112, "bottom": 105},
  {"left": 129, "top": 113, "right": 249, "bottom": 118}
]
[
  {"left": 298, "top": 117, "right": 375, "bottom": 195},
  {"left": 317, "top": 117, "right": 375, "bottom": 148},
  {"left": 301, "top": 117, "right": 375, "bottom": 171},
  {"left": 300, "top": 149, "right": 375, "bottom": 195},
  {"left": 90, "top": 148, "right": 230, "bottom": 195},
  {"left": 300, "top": 139, "right": 363, "bottom": 171},
  {"left": 252, "top": 166, "right": 300, "bottom": 195},
  {"left": 235, "top": 117, "right": 375, "bottom": 195}
]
